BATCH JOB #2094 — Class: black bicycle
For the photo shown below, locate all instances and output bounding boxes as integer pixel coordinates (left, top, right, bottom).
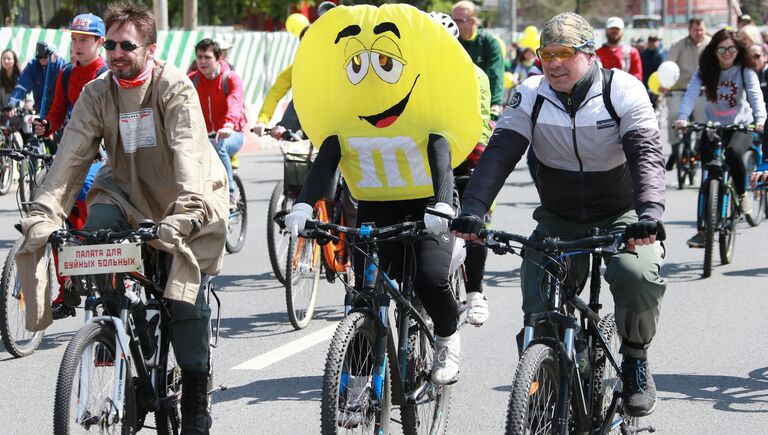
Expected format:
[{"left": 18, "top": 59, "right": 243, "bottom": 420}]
[
  {"left": 481, "top": 228, "right": 657, "bottom": 435},
  {"left": 16, "top": 139, "right": 54, "bottom": 213},
  {"left": 686, "top": 122, "right": 753, "bottom": 278},
  {"left": 50, "top": 225, "right": 222, "bottom": 434},
  {"left": 282, "top": 212, "right": 465, "bottom": 434},
  {"left": 673, "top": 126, "right": 700, "bottom": 190}
]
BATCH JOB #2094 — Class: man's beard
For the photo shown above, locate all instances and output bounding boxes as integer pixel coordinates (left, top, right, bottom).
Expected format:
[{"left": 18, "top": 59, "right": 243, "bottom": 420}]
[{"left": 606, "top": 34, "right": 621, "bottom": 45}]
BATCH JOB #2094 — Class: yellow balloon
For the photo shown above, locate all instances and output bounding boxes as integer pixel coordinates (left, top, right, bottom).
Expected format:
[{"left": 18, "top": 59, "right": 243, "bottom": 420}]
[
  {"left": 292, "top": 4, "right": 481, "bottom": 201},
  {"left": 648, "top": 71, "right": 661, "bottom": 95},
  {"left": 286, "top": 13, "right": 310, "bottom": 38},
  {"left": 523, "top": 26, "right": 538, "bottom": 37},
  {"left": 504, "top": 71, "right": 515, "bottom": 89}
]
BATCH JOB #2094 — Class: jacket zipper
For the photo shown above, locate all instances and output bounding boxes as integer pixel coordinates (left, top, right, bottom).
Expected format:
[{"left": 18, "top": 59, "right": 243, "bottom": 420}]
[{"left": 568, "top": 96, "right": 587, "bottom": 221}]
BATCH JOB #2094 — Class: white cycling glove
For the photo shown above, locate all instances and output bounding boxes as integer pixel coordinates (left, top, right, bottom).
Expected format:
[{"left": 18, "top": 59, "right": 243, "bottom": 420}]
[
  {"left": 285, "top": 202, "right": 313, "bottom": 239},
  {"left": 424, "top": 202, "right": 454, "bottom": 235}
]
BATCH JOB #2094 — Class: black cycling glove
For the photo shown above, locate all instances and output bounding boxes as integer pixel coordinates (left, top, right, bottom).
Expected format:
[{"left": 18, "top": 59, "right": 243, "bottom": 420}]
[
  {"left": 626, "top": 219, "right": 666, "bottom": 241},
  {"left": 449, "top": 213, "right": 485, "bottom": 236}
]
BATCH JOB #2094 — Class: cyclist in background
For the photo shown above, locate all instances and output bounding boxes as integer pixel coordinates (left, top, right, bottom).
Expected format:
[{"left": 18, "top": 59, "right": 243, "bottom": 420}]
[
  {"left": 189, "top": 38, "right": 246, "bottom": 207},
  {"left": 32, "top": 14, "right": 108, "bottom": 152},
  {"left": 675, "top": 29, "right": 766, "bottom": 248},
  {"left": 7, "top": 42, "right": 67, "bottom": 115},
  {"left": 451, "top": 12, "right": 667, "bottom": 417}
]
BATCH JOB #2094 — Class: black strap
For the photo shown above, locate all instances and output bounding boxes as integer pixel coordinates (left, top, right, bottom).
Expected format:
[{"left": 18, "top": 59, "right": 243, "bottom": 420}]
[
  {"left": 192, "top": 70, "right": 231, "bottom": 96},
  {"left": 530, "top": 94, "right": 545, "bottom": 130},
  {"left": 601, "top": 68, "right": 621, "bottom": 125}
]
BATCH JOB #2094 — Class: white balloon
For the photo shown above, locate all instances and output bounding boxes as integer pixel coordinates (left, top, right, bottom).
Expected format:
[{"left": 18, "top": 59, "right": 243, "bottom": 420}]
[{"left": 657, "top": 61, "right": 680, "bottom": 89}]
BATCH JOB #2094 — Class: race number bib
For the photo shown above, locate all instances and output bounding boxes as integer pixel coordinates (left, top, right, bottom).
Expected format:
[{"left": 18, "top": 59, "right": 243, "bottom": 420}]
[{"left": 119, "top": 108, "right": 157, "bottom": 153}]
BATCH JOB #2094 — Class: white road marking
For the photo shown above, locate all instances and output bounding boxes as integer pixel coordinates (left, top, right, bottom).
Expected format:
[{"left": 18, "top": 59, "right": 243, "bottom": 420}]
[{"left": 232, "top": 324, "right": 337, "bottom": 370}]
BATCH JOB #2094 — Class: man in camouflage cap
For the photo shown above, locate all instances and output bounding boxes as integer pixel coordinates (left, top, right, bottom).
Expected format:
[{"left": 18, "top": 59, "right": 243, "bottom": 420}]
[{"left": 452, "top": 10, "right": 666, "bottom": 420}]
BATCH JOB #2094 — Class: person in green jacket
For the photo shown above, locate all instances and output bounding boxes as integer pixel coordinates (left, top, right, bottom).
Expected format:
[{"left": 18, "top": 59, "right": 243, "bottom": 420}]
[{"left": 452, "top": 0, "right": 504, "bottom": 119}]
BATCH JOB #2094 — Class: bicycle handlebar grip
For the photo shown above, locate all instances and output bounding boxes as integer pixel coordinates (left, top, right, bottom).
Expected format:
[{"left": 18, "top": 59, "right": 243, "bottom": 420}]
[{"left": 425, "top": 207, "right": 454, "bottom": 221}]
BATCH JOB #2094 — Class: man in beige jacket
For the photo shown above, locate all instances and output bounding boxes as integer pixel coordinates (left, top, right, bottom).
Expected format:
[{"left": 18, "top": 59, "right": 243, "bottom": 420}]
[{"left": 16, "top": 4, "right": 227, "bottom": 434}]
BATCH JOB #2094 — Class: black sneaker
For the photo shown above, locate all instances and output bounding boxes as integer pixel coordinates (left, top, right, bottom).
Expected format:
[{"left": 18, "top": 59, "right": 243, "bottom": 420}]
[
  {"left": 621, "top": 356, "right": 657, "bottom": 417},
  {"left": 51, "top": 301, "right": 76, "bottom": 320},
  {"left": 686, "top": 231, "right": 705, "bottom": 248}
]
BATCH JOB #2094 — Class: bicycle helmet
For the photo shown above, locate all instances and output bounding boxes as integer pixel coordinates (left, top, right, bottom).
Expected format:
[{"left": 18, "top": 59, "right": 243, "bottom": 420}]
[
  {"left": 317, "top": 1, "right": 337, "bottom": 17},
  {"left": 428, "top": 11, "right": 459, "bottom": 40}
]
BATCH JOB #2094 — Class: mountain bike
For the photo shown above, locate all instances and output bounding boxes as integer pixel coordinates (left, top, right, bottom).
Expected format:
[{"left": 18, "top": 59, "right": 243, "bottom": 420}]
[
  {"left": 0, "top": 118, "right": 26, "bottom": 195},
  {"left": 742, "top": 131, "right": 766, "bottom": 227},
  {"left": 17, "top": 138, "right": 54, "bottom": 213},
  {"left": 288, "top": 212, "right": 465, "bottom": 434},
  {"left": 481, "top": 227, "right": 657, "bottom": 435},
  {"left": 207, "top": 133, "right": 247, "bottom": 254},
  {"left": 50, "top": 225, "right": 222, "bottom": 434},
  {"left": 673, "top": 125, "right": 700, "bottom": 190},
  {"left": 688, "top": 122, "right": 753, "bottom": 278}
]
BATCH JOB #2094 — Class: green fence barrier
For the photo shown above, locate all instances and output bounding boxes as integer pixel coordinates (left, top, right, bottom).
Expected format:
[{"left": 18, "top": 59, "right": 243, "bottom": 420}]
[{"left": 0, "top": 27, "right": 298, "bottom": 109}]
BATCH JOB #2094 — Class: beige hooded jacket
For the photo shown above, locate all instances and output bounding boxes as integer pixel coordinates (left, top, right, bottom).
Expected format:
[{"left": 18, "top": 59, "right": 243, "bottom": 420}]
[{"left": 16, "top": 60, "right": 229, "bottom": 331}]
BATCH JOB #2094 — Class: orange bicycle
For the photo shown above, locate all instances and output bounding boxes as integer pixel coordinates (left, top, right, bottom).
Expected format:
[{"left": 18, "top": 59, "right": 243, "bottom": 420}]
[{"left": 284, "top": 173, "right": 355, "bottom": 329}]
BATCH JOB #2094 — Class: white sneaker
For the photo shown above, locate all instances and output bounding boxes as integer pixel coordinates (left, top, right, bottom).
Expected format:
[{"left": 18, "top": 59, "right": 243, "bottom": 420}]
[
  {"left": 466, "top": 292, "right": 489, "bottom": 326},
  {"left": 431, "top": 332, "right": 462, "bottom": 385},
  {"left": 740, "top": 194, "right": 753, "bottom": 215}
]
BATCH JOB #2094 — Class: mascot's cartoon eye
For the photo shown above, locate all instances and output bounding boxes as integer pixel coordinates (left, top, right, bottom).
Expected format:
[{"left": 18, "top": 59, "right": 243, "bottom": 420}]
[
  {"left": 345, "top": 51, "right": 370, "bottom": 84},
  {"left": 371, "top": 52, "right": 403, "bottom": 84}
]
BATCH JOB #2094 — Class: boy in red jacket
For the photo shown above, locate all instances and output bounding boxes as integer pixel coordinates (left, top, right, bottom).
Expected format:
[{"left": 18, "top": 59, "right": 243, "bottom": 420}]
[{"left": 188, "top": 38, "right": 246, "bottom": 206}]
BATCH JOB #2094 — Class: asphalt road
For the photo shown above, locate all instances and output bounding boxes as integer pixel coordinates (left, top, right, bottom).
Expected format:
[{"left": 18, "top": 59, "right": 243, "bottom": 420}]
[{"left": 1, "top": 130, "right": 768, "bottom": 434}]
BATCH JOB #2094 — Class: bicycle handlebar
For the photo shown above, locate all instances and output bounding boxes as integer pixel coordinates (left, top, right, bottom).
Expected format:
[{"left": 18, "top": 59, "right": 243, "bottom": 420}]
[
  {"left": 685, "top": 122, "right": 755, "bottom": 133},
  {"left": 479, "top": 229, "right": 625, "bottom": 254},
  {"left": 49, "top": 226, "right": 159, "bottom": 245}
]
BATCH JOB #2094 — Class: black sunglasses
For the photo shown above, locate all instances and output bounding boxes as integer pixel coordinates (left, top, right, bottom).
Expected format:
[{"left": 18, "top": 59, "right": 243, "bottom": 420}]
[{"left": 104, "top": 39, "right": 144, "bottom": 51}]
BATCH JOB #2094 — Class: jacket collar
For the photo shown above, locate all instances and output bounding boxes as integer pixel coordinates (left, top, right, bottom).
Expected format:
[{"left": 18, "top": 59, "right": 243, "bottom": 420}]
[{"left": 538, "top": 62, "right": 601, "bottom": 114}]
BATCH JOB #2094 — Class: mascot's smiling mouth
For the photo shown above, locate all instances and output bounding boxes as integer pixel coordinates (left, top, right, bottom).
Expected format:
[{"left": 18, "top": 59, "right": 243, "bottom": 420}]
[{"left": 359, "top": 74, "right": 420, "bottom": 128}]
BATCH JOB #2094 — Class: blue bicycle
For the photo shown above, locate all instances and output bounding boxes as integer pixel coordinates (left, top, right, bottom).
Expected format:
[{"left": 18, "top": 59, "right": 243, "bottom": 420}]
[{"left": 742, "top": 131, "right": 766, "bottom": 226}]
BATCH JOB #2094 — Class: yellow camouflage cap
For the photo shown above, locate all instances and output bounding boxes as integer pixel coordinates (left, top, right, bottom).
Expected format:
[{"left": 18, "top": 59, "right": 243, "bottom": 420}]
[{"left": 540, "top": 12, "right": 595, "bottom": 54}]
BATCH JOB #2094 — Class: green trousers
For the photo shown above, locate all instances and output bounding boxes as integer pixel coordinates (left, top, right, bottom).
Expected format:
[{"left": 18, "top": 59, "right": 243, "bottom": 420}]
[
  {"left": 85, "top": 204, "right": 211, "bottom": 371},
  {"left": 520, "top": 207, "right": 667, "bottom": 358}
]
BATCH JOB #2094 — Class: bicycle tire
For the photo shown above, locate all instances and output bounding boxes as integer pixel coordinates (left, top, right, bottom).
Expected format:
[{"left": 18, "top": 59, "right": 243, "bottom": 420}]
[
  {"left": 451, "top": 265, "right": 468, "bottom": 325},
  {"left": 267, "top": 181, "right": 293, "bottom": 284},
  {"left": 591, "top": 313, "right": 640, "bottom": 433},
  {"left": 505, "top": 343, "right": 560, "bottom": 434},
  {"left": 0, "top": 236, "right": 52, "bottom": 358},
  {"left": 719, "top": 184, "right": 737, "bottom": 265},
  {"left": 321, "top": 312, "right": 391, "bottom": 434},
  {"left": 675, "top": 142, "right": 688, "bottom": 190},
  {"left": 155, "top": 340, "right": 183, "bottom": 435},
  {"left": 0, "top": 153, "right": 14, "bottom": 195},
  {"left": 225, "top": 174, "right": 248, "bottom": 253},
  {"left": 743, "top": 151, "right": 765, "bottom": 226},
  {"left": 18, "top": 160, "right": 32, "bottom": 213},
  {"left": 703, "top": 179, "right": 719, "bottom": 278},
  {"left": 53, "top": 322, "right": 137, "bottom": 435},
  {"left": 401, "top": 308, "right": 452, "bottom": 435},
  {"left": 284, "top": 235, "right": 321, "bottom": 330}
]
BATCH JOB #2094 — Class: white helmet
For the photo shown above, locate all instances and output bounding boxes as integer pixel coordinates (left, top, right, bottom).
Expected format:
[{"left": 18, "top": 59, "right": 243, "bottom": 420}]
[{"left": 428, "top": 11, "right": 459, "bottom": 39}]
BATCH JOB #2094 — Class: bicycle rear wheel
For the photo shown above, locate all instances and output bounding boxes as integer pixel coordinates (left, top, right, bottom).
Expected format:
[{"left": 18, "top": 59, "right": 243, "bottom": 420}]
[
  {"left": 0, "top": 152, "right": 14, "bottom": 195},
  {"left": 267, "top": 181, "right": 294, "bottom": 284},
  {"left": 505, "top": 343, "right": 560, "bottom": 434},
  {"left": 401, "top": 308, "right": 452, "bottom": 434},
  {"left": 0, "top": 236, "right": 54, "bottom": 358},
  {"left": 719, "top": 185, "right": 737, "bottom": 265},
  {"left": 675, "top": 142, "right": 689, "bottom": 190},
  {"left": 155, "top": 338, "right": 182, "bottom": 435},
  {"left": 703, "top": 179, "right": 719, "bottom": 278},
  {"left": 285, "top": 236, "right": 321, "bottom": 330},
  {"left": 743, "top": 150, "right": 765, "bottom": 226},
  {"left": 53, "top": 322, "right": 137, "bottom": 434},
  {"left": 321, "top": 312, "right": 391, "bottom": 434},
  {"left": 225, "top": 174, "right": 248, "bottom": 253}
]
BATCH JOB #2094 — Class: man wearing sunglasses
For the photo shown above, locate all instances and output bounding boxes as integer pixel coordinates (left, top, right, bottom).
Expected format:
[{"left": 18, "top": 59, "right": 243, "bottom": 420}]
[
  {"left": 16, "top": 4, "right": 228, "bottom": 434},
  {"left": 451, "top": 12, "right": 666, "bottom": 418},
  {"left": 33, "top": 14, "right": 107, "bottom": 142}
]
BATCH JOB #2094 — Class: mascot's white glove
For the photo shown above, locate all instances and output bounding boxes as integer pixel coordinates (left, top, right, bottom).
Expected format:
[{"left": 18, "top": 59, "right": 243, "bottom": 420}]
[
  {"left": 424, "top": 202, "right": 454, "bottom": 235},
  {"left": 285, "top": 202, "right": 314, "bottom": 239}
]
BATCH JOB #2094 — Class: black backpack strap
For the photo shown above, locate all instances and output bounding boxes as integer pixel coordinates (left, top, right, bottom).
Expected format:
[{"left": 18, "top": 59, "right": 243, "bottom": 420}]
[
  {"left": 60, "top": 63, "right": 74, "bottom": 108},
  {"left": 601, "top": 68, "right": 621, "bottom": 126},
  {"left": 96, "top": 64, "right": 109, "bottom": 77},
  {"left": 221, "top": 70, "right": 230, "bottom": 96},
  {"left": 530, "top": 94, "right": 545, "bottom": 131}
]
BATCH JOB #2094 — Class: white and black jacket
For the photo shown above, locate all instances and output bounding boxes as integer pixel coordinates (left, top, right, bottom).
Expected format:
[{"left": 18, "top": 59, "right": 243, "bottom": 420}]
[{"left": 462, "top": 64, "right": 665, "bottom": 223}]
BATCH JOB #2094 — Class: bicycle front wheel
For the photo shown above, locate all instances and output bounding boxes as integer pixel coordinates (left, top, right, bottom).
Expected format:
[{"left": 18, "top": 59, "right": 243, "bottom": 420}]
[
  {"left": 675, "top": 142, "right": 688, "bottom": 190},
  {"left": 321, "top": 312, "right": 390, "bottom": 434},
  {"left": 225, "top": 174, "right": 248, "bottom": 253},
  {"left": 0, "top": 236, "right": 54, "bottom": 358},
  {"left": 505, "top": 343, "right": 560, "bottom": 435},
  {"left": 53, "top": 322, "right": 137, "bottom": 434},
  {"left": 0, "top": 152, "right": 14, "bottom": 195},
  {"left": 285, "top": 236, "right": 321, "bottom": 330},
  {"left": 267, "top": 181, "right": 294, "bottom": 284},
  {"left": 401, "top": 309, "right": 452, "bottom": 434},
  {"left": 703, "top": 179, "right": 719, "bottom": 278},
  {"left": 719, "top": 185, "right": 737, "bottom": 265},
  {"left": 743, "top": 151, "right": 765, "bottom": 226}
]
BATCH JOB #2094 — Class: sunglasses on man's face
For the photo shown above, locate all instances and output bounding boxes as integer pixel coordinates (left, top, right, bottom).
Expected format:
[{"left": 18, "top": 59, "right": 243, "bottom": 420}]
[
  {"left": 451, "top": 16, "right": 472, "bottom": 24},
  {"left": 537, "top": 46, "right": 578, "bottom": 62},
  {"left": 715, "top": 46, "right": 737, "bottom": 55},
  {"left": 103, "top": 39, "right": 143, "bottom": 51}
]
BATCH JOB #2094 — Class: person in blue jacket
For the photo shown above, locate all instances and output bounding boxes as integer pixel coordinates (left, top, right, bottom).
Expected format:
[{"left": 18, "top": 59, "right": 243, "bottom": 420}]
[{"left": 6, "top": 42, "right": 67, "bottom": 114}]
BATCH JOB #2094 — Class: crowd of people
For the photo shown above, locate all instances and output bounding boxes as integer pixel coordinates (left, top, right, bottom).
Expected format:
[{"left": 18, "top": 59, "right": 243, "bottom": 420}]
[{"left": 4, "top": 1, "right": 768, "bottom": 433}]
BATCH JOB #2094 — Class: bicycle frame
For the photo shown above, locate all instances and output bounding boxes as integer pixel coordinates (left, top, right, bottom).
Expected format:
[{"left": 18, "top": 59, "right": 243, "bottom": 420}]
[{"left": 697, "top": 126, "right": 740, "bottom": 228}]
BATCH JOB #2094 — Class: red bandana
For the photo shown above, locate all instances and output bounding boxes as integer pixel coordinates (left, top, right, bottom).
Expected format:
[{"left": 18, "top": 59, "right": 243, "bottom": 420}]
[{"left": 113, "top": 61, "right": 154, "bottom": 89}]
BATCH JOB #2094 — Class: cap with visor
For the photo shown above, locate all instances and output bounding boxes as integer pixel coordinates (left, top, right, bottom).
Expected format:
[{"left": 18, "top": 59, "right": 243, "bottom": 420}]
[
  {"left": 540, "top": 12, "right": 596, "bottom": 54},
  {"left": 69, "top": 14, "right": 105, "bottom": 38}
]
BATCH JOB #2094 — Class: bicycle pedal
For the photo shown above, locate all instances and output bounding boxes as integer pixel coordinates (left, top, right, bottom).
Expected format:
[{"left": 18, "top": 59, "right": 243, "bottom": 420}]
[{"left": 208, "top": 383, "right": 228, "bottom": 395}]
